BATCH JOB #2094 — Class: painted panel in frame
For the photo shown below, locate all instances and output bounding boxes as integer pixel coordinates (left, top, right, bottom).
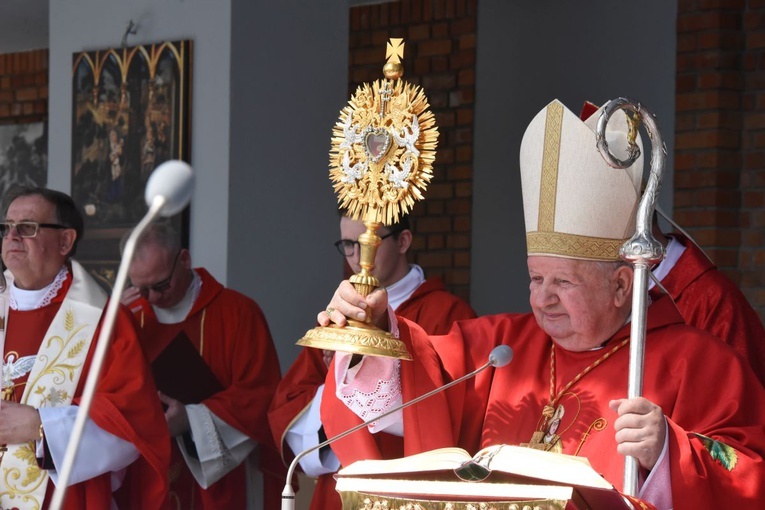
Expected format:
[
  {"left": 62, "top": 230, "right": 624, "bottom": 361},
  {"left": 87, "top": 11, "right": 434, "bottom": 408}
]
[
  {"left": 0, "top": 122, "right": 48, "bottom": 213},
  {"left": 71, "top": 40, "right": 192, "bottom": 289}
]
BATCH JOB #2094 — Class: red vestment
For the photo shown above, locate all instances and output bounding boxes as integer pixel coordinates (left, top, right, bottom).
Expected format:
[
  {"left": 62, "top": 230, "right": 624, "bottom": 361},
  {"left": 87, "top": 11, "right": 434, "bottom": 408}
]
[
  {"left": 131, "top": 268, "right": 282, "bottom": 509},
  {"left": 269, "top": 278, "right": 475, "bottom": 510},
  {"left": 4, "top": 270, "right": 170, "bottom": 509},
  {"left": 322, "top": 297, "right": 765, "bottom": 509},
  {"left": 653, "top": 233, "right": 765, "bottom": 384}
]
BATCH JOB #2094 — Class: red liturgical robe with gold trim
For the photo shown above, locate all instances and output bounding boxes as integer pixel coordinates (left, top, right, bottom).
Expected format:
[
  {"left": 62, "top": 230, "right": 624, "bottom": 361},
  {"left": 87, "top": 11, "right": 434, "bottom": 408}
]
[
  {"left": 322, "top": 297, "right": 765, "bottom": 509},
  {"left": 270, "top": 278, "right": 475, "bottom": 510},
  {"left": 3, "top": 269, "right": 170, "bottom": 510},
  {"left": 132, "top": 268, "right": 282, "bottom": 510},
  {"left": 653, "top": 233, "right": 765, "bottom": 385}
]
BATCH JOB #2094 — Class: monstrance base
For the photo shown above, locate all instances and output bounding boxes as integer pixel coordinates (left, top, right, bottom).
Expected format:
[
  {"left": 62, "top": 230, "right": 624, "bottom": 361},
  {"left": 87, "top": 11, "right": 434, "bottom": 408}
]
[{"left": 297, "top": 319, "right": 411, "bottom": 360}]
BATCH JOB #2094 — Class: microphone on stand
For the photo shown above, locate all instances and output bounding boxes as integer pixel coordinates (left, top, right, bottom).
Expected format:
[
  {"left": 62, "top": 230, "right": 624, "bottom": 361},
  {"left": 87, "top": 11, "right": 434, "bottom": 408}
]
[
  {"left": 281, "top": 344, "right": 514, "bottom": 510},
  {"left": 49, "top": 160, "right": 194, "bottom": 510}
]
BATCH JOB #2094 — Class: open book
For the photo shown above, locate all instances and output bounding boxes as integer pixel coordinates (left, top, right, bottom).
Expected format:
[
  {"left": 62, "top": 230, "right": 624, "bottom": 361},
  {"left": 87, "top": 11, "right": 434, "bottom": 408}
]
[{"left": 335, "top": 445, "right": 631, "bottom": 509}]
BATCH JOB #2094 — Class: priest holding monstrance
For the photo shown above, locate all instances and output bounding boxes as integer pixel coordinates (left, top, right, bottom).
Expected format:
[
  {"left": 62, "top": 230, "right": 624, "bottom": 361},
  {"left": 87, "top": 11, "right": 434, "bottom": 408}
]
[{"left": 314, "top": 97, "right": 765, "bottom": 509}]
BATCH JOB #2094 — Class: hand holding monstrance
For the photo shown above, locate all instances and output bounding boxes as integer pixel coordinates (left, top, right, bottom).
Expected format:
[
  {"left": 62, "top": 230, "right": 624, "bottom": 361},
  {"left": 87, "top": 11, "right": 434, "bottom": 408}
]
[{"left": 298, "top": 39, "right": 438, "bottom": 360}]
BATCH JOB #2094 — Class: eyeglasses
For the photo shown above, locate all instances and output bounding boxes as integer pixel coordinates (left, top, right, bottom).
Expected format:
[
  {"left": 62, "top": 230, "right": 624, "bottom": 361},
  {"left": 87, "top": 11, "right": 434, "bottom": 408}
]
[
  {"left": 0, "top": 221, "right": 69, "bottom": 238},
  {"left": 334, "top": 230, "right": 400, "bottom": 257},
  {"left": 132, "top": 250, "right": 182, "bottom": 297}
]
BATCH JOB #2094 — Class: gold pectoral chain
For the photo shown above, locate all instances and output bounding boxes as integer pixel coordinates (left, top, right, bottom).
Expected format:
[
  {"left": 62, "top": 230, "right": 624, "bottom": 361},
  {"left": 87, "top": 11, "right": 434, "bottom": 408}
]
[{"left": 522, "top": 337, "right": 629, "bottom": 452}]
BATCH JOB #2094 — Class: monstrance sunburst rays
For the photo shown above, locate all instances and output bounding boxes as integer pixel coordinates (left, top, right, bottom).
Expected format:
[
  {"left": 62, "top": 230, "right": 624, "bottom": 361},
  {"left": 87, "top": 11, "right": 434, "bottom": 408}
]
[
  {"left": 330, "top": 79, "right": 438, "bottom": 225},
  {"left": 298, "top": 39, "right": 438, "bottom": 360}
]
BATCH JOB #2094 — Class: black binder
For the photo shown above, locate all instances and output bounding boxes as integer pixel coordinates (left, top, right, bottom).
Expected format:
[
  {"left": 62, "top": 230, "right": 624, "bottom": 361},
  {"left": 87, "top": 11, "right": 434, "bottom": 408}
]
[{"left": 150, "top": 331, "right": 223, "bottom": 404}]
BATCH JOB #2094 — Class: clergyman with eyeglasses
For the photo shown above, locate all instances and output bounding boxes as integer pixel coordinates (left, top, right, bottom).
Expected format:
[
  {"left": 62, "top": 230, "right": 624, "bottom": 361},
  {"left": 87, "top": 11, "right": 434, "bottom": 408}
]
[
  {"left": 0, "top": 186, "right": 170, "bottom": 510},
  {"left": 120, "top": 221, "right": 284, "bottom": 509},
  {"left": 268, "top": 211, "right": 476, "bottom": 510}
]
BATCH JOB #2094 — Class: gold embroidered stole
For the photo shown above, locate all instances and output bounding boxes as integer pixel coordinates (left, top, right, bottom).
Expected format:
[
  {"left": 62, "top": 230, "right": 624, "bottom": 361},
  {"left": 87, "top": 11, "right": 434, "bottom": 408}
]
[{"left": 0, "top": 261, "right": 106, "bottom": 509}]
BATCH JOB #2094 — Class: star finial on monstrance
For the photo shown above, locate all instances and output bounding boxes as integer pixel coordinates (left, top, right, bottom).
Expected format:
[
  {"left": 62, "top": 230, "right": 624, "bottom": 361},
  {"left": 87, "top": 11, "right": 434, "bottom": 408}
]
[{"left": 297, "top": 38, "right": 438, "bottom": 360}]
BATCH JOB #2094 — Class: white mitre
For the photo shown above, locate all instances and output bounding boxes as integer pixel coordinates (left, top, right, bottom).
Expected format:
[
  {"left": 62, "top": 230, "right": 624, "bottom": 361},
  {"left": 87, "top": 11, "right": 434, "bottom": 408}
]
[{"left": 519, "top": 99, "right": 644, "bottom": 261}]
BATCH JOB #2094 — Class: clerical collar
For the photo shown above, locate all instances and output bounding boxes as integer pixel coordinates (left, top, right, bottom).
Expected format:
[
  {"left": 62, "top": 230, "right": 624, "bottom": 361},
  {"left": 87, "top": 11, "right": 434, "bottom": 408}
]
[
  {"left": 10, "top": 266, "right": 69, "bottom": 311},
  {"left": 591, "top": 314, "right": 632, "bottom": 351},
  {"left": 649, "top": 235, "right": 686, "bottom": 289},
  {"left": 387, "top": 264, "right": 425, "bottom": 311},
  {"left": 153, "top": 269, "right": 202, "bottom": 324}
]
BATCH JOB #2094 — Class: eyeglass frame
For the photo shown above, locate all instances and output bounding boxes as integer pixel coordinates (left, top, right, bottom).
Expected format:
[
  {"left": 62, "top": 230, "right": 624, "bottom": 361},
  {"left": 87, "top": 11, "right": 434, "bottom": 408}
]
[
  {"left": 131, "top": 249, "right": 183, "bottom": 297},
  {"left": 333, "top": 229, "right": 403, "bottom": 257},
  {"left": 0, "top": 221, "right": 70, "bottom": 238}
]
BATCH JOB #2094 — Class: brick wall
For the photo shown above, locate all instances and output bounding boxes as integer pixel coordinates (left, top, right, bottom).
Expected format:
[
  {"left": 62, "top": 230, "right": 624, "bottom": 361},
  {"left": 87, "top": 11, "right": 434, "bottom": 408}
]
[
  {"left": 348, "top": 0, "right": 477, "bottom": 301},
  {"left": 4, "top": 4, "right": 762, "bottom": 318},
  {"left": 0, "top": 49, "right": 48, "bottom": 123},
  {"left": 676, "top": 0, "right": 765, "bottom": 319}
]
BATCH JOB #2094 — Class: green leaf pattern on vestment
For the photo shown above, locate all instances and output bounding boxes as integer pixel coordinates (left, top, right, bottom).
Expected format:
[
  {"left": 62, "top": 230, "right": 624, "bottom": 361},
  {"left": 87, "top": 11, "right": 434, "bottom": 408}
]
[{"left": 694, "top": 433, "right": 738, "bottom": 471}]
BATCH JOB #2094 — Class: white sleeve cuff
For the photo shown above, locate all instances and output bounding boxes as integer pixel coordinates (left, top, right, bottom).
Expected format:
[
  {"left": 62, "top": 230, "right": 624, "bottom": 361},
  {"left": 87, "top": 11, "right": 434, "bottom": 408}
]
[
  {"left": 179, "top": 403, "right": 255, "bottom": 488},
  {"left": 39, "top": 406, "right": 139, "bottom": 487},
  {"left": 284, "top": 384, "right": 341, "bottom": 476}
]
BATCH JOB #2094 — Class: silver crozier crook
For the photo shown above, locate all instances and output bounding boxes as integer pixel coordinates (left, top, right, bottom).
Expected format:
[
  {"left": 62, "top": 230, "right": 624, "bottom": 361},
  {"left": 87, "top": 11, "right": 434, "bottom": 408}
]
[{"left": 595, "top": 97, "right": 666, "bottom": 497}]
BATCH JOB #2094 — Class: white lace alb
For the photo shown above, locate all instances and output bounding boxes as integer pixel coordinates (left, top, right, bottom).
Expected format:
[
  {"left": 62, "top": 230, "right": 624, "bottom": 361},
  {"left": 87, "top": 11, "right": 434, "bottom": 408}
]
[
  {"left": 10, "top": 266, "right": 68, "bottom": 311},
  {"left": 338, "top": 359, "right": 402, "bottom": 422}
]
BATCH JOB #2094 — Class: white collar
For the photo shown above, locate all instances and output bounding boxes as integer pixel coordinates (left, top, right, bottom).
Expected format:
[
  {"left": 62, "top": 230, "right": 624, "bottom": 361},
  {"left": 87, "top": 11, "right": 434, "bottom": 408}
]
[
  {"left": 649, "top": 236, "right": 686, "bottom": 290},
  {"left": 387, "top": 264, "right": 425, "bottom": 311},
  {"left": 153, "top": 269, "right": 202, "bottom": 324},
  {"left": 10, "top": 266, "right": 69, "bottom": 311}
]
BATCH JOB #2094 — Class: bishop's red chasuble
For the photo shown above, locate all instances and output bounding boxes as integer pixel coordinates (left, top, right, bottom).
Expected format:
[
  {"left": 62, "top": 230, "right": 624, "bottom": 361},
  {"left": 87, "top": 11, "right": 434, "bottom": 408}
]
[
  {"left": 322, "top": 297, "right": 765, "bottom": 509},
  {"left": 653, "top": 233, "right": 765, "bottom": 385}
]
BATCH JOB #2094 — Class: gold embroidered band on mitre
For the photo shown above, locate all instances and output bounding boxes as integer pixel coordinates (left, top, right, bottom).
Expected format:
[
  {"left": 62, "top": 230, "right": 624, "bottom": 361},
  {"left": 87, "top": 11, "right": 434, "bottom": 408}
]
[
  {"left": 533, "top": 100, "right": 625, "bottom": 261},
  {"left": 538, "top": 100, "right": 563, "bottom": 233},
  {"left": 526, "top": 231, "right": 626, "bottom": 261},
  {"left": 521, "top": 99, "right": 643, "bottom": 263}
]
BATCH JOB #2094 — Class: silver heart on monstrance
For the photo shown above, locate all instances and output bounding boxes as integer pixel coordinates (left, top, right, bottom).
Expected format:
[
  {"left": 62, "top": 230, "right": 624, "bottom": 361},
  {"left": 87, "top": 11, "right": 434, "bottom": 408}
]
[{"left": 363, "top": 127, "right": 391, "bottom": 163}]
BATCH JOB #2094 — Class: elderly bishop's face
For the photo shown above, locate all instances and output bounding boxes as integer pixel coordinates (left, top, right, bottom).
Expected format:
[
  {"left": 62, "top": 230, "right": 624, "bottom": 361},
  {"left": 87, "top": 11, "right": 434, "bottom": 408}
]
[{"left": 527, "top": 256, "right": 632, "bottom": 352}]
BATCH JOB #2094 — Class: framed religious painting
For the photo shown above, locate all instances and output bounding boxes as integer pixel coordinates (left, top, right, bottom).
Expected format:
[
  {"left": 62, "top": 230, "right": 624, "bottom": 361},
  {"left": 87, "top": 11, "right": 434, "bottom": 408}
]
[
  {"left": 71, "top": 40, "right": 192, "bottom": 289},
  {"left": 0, "top": 121, "right": 48, "bottom": 213}
]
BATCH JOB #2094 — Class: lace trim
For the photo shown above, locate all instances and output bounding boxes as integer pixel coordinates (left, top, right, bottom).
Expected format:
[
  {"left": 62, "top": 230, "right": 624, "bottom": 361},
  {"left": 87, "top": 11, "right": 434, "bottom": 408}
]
[
  {"left": 338, "top": 360, "right": 402, "bottom": 421},
  {"left": 9, "top": 266, "right": 68, "bottom": 311},
  {"left": 198, "top": 407, "right": 235, "bottom": 469}
]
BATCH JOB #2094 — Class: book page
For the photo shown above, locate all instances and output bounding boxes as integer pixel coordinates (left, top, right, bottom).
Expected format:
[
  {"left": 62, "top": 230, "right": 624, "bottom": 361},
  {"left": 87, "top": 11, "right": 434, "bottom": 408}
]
[
  {"left": 338, "top": 444, "right": 613, "bottom": 490},
  {"left": 337, "top": 447, "right": 471, "bottom": 476},
  {"left": 486, "top": 445, "right": 613, "bottom": 489}
]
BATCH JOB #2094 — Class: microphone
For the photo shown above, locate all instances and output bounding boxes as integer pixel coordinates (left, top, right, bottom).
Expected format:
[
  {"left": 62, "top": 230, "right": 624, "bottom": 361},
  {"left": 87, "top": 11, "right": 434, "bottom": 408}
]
[
  {"left": 281, "top": 345, "right": 513, "bottom": 510},
  {"left": 49, "top": 160, "right": 194, "bottom": 510},
  {"left": 144, "top": 160, "right": 195, "bottom": 217}
]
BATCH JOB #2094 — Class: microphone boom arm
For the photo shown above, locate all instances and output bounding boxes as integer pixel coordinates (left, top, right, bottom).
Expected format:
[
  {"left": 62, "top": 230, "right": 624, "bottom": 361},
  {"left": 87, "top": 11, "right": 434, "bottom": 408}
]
[
  {"left": 48, "top": 196, "right": 167, "bottom": 510},
  {"left": 281, "top": 351, "right": 508, "bottom": 509}
]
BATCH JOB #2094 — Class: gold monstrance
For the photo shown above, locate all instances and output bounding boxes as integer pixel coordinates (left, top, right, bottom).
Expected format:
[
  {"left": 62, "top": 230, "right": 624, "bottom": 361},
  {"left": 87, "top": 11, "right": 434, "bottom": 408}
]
[{"left": 298, "top": 38, "right": 438, "bottom": 360}]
